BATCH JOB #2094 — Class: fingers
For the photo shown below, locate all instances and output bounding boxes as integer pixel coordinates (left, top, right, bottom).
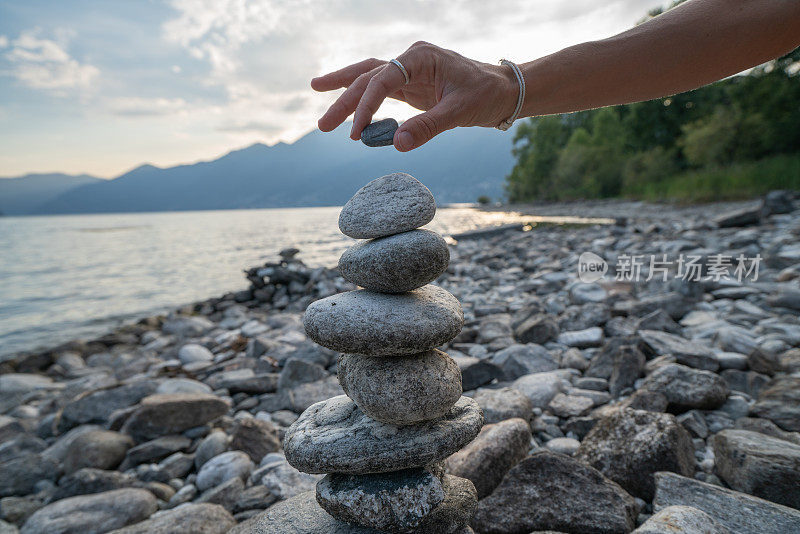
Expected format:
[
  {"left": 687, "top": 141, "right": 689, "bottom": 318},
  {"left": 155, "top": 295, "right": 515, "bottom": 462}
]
[
  {"left": 311, "top": 58, "right": 384, "bottom": 92},
  {"left": 350, "top": 61, "right": 408, "bottom": 139},
  {"left": 318, "top": 66, "right": 382, "bottom": 132},
  {"left": 394, "top": 100, "right": 459, "bottom": 152}
]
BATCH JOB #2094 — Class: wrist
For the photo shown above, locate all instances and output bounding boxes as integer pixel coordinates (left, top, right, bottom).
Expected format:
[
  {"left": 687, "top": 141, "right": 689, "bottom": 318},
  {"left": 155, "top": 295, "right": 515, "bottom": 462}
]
[{"left": 491, "top": 62, "right": 522, "bottom": 127}]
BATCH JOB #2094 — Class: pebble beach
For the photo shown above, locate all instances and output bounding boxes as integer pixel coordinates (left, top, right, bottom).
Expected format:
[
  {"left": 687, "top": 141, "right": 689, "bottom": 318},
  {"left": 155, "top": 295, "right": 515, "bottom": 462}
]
[{"left": 1, "top": 189, "right": 799, "bottom": 534}]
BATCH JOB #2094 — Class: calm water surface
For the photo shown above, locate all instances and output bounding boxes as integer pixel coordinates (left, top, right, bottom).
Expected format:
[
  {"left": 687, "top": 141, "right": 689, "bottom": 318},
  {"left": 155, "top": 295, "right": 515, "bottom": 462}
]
[{"left": 0, "top": 206, "right": 530, "bottom": 358}]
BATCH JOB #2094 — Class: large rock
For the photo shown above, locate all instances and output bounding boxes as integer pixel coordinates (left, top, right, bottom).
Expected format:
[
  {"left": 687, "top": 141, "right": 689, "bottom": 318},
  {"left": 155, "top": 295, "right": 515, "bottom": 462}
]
[
  {"left": 547, "top": 393, "right": 593, "bottom": 418},
  {"left": 638, "top": 330, "right": 719, "bottom": 371},
  {"left": 632, "top": 505, "right": 730, "bottom": 534},
  {"left": 255, "top": 453, "right": 321, "bottom": 500},
  {"left": 445, "top": 418, "right": 531, "bottom": 498},
  {"left": 107, "top": 503, "right": 234, "bottom": 534},
  {"left": 277, "top": 359, "right": 327, "bottom": 391},
  {"left": 53, "top": 468, "right": 139, "bottom": 500},
  {"left": 121, "top": 393, "right": 229, "bottom": 441},
  {"left": 734, "top": 417, "right": 800, "bottom": 445},
  {"left": 315, "top": 468, "right": 445, "bottom": 532},
  {"left": 338, "top": 351, "right": 462, "bottom": 425},
  {"left": 0, "top": 453, "right": 58, "bottom": 497},
  {"left": 229, "top": 418, "right": 281, "bottom": 463},
  {"left": 472, "top": 387, "right": 532, "bottom": 424},
  {"left": 63, "top": 430, "right": 133, "bottom": 475},
  {"left": 653, "top": 472, "right": 800, "bottom": 534},
  {"left": 20, "top": 489, "right": 157, "bottom": 534},
  {"left": 177, "top": 343, "right": 214, "bottom": 364},
  {"left": 194, "top": 431, "right": 229, "bottom": 469},
  {"left": 338, "top": 229, "right": 449, "bottom": 293},
  {"left": 490, "top": 344, "right": 558, "bottom": 381},
  {"left": 229, "top": 490, "right": 379, "bottom": 533},
  {"left": 59, "top": 382, "right": 157, "bottom": 429},
  {"left": 454, "top": 356, "right": 500, "bottom": 392},
  {"left": 714, "top": 205, "right": 761, "bottom": 228},
  {"left": 608, "top": 345, "right": 645, "bottom": 397},
  {"left": 284, "top": 375, "right": 346, "bottom": 413},
  {"left": 196, "top": 451, "right": 254, "bottom": 491},
  {"left": 338, "top": 173, "right": 436, "bottom": 239},
  {"left": 123, "top": 435, "right": 191, "bottom": 468},
  {"left": 511, "top": 372, "right": 565, "bottom": 409},
  {"left": 472, "top": 451, "right": 638, "bottom": 534},
  {"left": 640, "top": 364, "right": 729, "bottom": 411},
  {"left": 283, "top": 395, "right": 483, "bottom": 474},
  {"left": 750, "top": 376, "right": 800, "bottom": 431},
  {"left": 711, "top": 429, "right": 800, "bottom": 509},
  {"left": 303, "top": 286, "right": 463, "bottom": 356},
  {"left": 513, "top": 315, "right": 558, "bottom": 345},
  {"left": 557, "top": 327, "right": 604, "bottom": 349},
  {"left": 575, "top": 409, "right": 695, "bottom": 500}
]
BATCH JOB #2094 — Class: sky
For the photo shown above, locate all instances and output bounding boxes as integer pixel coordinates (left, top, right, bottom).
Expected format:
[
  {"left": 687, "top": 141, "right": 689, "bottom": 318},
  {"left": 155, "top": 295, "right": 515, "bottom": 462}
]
[{"left": 0, "top": 0, "right": 665, "bottom": 178}]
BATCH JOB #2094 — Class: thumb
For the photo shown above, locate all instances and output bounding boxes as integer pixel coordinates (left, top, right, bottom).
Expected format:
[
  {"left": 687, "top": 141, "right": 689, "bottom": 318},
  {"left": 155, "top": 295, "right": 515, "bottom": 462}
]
[{"left": 394, "top": 101, "right": 458, "bottom": 152}]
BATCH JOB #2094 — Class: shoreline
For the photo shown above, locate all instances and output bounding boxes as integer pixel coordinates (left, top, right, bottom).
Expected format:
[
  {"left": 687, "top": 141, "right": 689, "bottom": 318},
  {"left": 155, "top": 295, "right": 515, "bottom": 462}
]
[
  {"left": 1, "top": 194, "right": 789, "bottom": 368},
  {"left": 0, "top": 205, "right": 528, "bottom": 361}
]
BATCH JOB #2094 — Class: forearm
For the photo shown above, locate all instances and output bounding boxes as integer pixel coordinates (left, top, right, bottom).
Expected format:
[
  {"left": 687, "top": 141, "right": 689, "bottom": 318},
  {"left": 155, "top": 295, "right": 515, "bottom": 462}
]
[{"left": 518, "top": 0, "right": 800, "bottom": 117}]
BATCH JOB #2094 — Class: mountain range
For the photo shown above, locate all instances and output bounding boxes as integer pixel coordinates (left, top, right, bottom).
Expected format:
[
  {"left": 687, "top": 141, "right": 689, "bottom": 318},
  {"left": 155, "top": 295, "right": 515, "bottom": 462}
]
[
  {"left": 0, "top": 123, "right": 517, "bottom": 215},
  {"left": 0, "top": 173, "right": 104, "bottom": 215}
]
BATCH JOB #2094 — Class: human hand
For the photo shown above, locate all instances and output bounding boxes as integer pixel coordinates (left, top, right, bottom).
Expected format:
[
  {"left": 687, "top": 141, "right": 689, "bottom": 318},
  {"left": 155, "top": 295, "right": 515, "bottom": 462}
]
[{"left": 311, "top": 42, "right": 519, "bottom": 151}]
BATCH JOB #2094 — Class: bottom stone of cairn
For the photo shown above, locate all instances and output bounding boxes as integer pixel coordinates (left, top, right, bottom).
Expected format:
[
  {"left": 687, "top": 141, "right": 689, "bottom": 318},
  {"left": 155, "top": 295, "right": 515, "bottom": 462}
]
[
  {"left": 250, "top": 489, "right": 477, "bottom": 534},
  {"left": 316, "top": 468, "right": 478, "bottom": 533}
]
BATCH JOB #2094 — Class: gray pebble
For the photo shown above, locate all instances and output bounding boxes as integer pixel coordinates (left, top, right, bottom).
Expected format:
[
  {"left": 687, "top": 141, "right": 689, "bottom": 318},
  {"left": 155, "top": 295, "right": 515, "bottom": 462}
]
[
  {"left": 316, "top": 468, "right": 445, "bottom": 531},
  {"left": 360, "top": 118, "right": 398, "bottom": 147},
  {"left": 338, "top": 350, "right": 462, "bottom": 425},
  {"left": 338, "top": 229, "right": 449, "bottom": 293},
  {"left": 303, "top": 285, "right": 463, "bottom": 356},
  {"left": 283, "top": 395, "right": 483, "bottom": 475},
  {"left": 338, "top": 173, "right": 436, "bottom": 239}
]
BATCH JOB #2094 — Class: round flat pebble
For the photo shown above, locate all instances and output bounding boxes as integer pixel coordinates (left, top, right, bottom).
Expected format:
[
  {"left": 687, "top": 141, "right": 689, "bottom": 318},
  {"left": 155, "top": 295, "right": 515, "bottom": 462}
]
[
  {"left": 338, "top": 229, "right": 449, "bottom": 293},
  {"left": 316, "top": 468, "right": 445, "bottom": 532},
  {"left": 303, "top": 285, "right": 463, "bottom": 356},
  {"left": 338, "top": 173, "right": 436, "bottom": 239},
  {"left": 360, "top": 118, "right": 398, "bottom": 147},
  {"left": 283, "top": 395, "right": 484, "bottom": 475},
  {"left": 338, "top": 350, "right": 462, "bottom": 425}
]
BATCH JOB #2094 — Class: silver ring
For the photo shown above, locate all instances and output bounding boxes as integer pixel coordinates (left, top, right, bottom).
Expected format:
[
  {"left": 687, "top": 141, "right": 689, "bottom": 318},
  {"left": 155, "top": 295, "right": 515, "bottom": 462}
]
[{"left": 389, "top": 58, "right": 410, "bottom": 85}]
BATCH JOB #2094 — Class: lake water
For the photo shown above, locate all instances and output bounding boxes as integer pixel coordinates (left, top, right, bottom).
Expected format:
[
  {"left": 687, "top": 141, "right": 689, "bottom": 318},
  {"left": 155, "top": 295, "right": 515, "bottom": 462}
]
[{"left": 0, "top": 206, "right": 530, "bottom": 358}]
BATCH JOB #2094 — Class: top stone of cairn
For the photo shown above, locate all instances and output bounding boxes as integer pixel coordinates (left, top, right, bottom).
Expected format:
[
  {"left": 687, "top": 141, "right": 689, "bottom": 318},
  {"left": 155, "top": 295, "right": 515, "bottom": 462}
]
[{"left": 338, "top": 172, "right": 436, "bottom": 239}]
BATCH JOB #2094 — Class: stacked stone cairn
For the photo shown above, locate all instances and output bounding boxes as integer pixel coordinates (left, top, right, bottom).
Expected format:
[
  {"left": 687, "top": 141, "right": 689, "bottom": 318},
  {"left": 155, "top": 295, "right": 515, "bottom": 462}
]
[{"left": 267, "top": 173, "right": 484, "bottom": 533}]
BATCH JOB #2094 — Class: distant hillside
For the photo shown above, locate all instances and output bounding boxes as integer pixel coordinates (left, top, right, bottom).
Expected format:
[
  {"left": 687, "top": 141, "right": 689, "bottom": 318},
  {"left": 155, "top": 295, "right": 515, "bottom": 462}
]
[
  {"left": 0, "top": 173, "right": 103, "bottom": 215},
  {"left": 33, "top": 123, "right": 515, "bottom": 214}
]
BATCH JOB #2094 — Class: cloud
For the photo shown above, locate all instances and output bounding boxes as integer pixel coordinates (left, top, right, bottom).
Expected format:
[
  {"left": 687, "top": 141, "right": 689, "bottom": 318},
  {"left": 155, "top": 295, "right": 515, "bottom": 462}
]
[
  {"left": 0, "top": 36, "right": 8, "bottom": 48},
  {"left": 215, "top": 119, "right": 283, "bottom": 134},
  {"left": 161, "top": 0, "right": 657, "bottom": 140},
  {"left": 107, "top": 96, "right": 190, "bottom": 116},
  {"left": 1, "top": 29, "right": 99, "bottom": 92}
]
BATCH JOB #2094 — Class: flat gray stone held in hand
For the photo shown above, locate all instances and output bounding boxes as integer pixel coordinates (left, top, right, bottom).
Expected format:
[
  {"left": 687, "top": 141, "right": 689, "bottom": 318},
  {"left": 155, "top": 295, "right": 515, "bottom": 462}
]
[
  {"left": 283, "top": 395, "right": 483, "bottom": 474},
  {"left": 303, "top": 285, "right": 463, "bottom": 356},
  {"left": 360, "top": 118, "right": 398, "bottom": 147},
  {"left": 315, "top": 468, "right": 445, "bottom": 532},
  {"left": 338, "top": 173, "right": 436, "bottom": 239},
  {"left": 338, "top": 229, "right": 449, "bottom": 293},
  {"left": 338, "top": 350, "right": 462, "bottom": 425}
]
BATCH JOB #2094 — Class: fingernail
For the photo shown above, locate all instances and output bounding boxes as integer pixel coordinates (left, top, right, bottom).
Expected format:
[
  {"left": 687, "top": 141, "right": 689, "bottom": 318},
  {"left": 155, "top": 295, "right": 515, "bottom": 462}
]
[{"left": 396, "top": 131, "right": 413, "bottom": 150}]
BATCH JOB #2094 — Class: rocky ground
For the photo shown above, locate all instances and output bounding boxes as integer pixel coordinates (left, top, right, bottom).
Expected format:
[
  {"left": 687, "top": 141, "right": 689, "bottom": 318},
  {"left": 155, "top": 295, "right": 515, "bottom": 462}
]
[{"left": 1, "top": 192, "right": 799, "bottom": 534}]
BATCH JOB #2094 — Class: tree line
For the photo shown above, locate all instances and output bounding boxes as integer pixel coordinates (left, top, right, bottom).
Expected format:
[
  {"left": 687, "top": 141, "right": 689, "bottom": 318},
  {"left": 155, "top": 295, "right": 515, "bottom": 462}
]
[{"left": 505, "top": 5, "right": 800, "bottom": 203}]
